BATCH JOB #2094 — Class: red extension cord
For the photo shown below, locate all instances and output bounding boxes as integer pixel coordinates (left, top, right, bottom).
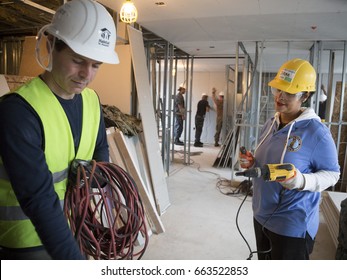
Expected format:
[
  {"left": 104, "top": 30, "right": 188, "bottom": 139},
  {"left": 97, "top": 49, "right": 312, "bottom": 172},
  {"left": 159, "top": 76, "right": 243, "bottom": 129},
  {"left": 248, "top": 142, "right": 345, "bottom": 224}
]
[{"left": 64, "top": 160, "right": 148, "bottom": 260}]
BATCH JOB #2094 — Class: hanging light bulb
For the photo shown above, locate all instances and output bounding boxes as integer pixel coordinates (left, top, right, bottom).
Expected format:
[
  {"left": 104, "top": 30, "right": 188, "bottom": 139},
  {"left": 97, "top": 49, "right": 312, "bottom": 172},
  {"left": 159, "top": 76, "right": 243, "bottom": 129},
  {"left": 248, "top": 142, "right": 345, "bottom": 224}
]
[{"left": 120, "top": 0, "right": 138, "bottom": 23}]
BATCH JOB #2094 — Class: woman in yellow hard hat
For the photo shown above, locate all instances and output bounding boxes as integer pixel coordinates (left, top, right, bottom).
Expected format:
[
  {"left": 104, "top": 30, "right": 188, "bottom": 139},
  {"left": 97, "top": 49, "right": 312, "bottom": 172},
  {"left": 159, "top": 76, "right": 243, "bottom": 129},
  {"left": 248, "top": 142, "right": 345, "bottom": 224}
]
[{"left": 239, "top": 58, "right": 340, "bottom": 260}]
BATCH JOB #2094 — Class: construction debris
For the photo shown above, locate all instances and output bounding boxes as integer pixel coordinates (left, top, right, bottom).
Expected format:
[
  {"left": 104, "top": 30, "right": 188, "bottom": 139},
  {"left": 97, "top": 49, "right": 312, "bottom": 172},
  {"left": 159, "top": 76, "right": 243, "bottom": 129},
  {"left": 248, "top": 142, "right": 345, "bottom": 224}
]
[{"left": 102, "top": 104, "right": 142, "bottom": 136}]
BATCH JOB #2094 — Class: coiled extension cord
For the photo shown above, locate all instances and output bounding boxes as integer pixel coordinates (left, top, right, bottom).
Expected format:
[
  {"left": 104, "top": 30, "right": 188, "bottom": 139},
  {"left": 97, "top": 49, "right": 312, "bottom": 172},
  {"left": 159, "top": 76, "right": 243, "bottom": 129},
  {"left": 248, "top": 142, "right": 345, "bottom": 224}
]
[{"left": 64, "top": 160, "right": 148, "bottom": 260}]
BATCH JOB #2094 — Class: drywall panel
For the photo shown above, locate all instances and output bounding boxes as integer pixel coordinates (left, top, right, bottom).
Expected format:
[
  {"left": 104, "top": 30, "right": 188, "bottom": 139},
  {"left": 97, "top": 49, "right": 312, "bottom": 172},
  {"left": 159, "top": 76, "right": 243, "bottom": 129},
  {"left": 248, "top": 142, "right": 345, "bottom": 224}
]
[
  {"left": 321, "top": 191, "right": 347, "bottom": 248},
  {"left": 127, "top": 26, "right": 170, "bottom": 214},
  {"left": 182, "top": 71, "right": 227, "bottom": 144}
]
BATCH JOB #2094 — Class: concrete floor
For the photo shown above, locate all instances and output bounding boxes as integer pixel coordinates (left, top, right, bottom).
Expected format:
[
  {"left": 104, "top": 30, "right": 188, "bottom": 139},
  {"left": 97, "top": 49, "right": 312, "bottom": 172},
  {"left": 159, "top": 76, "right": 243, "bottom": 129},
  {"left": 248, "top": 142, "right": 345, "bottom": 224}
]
[{"left": 142, "top": 143, "right": 337, "bottom": 260}]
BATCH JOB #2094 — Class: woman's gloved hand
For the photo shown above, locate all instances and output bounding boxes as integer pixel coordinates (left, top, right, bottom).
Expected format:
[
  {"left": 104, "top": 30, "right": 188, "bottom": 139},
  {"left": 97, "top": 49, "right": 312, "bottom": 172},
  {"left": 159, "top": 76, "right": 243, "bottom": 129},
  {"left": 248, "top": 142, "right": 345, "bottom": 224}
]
[
  {"left": 279, "top": 168, "right": 305, "bottom": 190},
  {"left": 239, "top": 148, "right": 255, "bottom": 169}
]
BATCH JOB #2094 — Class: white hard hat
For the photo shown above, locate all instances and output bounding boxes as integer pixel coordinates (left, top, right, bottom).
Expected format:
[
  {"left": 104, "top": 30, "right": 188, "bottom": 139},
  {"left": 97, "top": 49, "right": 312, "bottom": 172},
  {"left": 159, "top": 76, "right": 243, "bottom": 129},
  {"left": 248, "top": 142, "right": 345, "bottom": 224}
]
[
  {"left": 219, "top": 92, "right": 224, "bottom": 96},
  {"left": 178, "top": 83, "right": 186, "bottom": 89},
  {"left": 43, "top": 0, "right": 119, "bottom": 64},
  {"left": 319, "top": 91, "right": 327, "bottom": 102},
  {"left": 201, "top": 93, "right": 208, "bottom": 96}
]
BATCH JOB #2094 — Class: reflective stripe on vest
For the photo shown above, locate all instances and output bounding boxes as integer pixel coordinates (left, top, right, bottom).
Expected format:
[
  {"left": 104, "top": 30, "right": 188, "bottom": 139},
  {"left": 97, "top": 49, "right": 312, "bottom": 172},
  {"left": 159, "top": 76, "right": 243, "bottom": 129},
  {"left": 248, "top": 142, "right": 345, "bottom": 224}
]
[
  {"left": 0, "top": 200, "right": 65, "bottom": 221},
  {"left": 0, "top": 77, "right": 100, "bottom": 248},
  {"left": 0, "top": 165, "right": 68, "bottom": 184}
]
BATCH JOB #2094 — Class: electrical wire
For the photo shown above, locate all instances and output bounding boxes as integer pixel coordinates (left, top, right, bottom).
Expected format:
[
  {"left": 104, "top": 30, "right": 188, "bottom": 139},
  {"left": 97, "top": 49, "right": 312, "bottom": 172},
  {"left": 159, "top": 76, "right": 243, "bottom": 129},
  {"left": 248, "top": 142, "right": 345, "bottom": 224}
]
[
  {"left": 64, "top": 160, "right": 148, "bottom": 260},
  {"left": 235, "top": 177, "right": 286, "bottom": 260},
  {"left": 217, "top": 179, "right": 253, "bottom": 197},
  {"left": 235, "top": 183, "right": 254, "bottom": 259}
]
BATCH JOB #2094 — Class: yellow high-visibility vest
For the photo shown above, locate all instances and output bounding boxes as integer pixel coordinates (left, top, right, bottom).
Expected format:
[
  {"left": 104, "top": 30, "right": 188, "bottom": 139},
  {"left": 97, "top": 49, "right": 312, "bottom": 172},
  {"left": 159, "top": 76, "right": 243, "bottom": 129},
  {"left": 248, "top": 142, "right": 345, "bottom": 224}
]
[{"left": 0, "top": 77, "right": 100, "bottom": 248}]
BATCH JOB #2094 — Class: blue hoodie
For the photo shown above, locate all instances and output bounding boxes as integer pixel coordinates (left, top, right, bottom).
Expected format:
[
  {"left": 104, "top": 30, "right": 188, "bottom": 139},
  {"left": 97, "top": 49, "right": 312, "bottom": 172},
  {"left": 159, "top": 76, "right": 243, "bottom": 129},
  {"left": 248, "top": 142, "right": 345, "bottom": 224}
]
[{"left": 253, "top": 108, "right": 340, "bottom": 239}]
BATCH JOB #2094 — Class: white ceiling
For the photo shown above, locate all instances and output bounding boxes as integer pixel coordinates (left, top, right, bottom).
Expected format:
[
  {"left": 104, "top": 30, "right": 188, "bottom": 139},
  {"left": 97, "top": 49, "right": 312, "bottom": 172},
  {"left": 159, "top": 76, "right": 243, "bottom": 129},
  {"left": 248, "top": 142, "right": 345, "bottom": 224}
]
[{"left": 101, "top": 0, "right": 347, "bottom": 72}]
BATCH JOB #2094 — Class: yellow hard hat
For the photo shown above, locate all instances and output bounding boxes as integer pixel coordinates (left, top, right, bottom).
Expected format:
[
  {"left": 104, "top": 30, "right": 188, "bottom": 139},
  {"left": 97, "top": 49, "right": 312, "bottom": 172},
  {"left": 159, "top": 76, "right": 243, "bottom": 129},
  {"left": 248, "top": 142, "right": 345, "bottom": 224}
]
[{"left": 268, "top": 58, "right": 316, "bottom": 94}]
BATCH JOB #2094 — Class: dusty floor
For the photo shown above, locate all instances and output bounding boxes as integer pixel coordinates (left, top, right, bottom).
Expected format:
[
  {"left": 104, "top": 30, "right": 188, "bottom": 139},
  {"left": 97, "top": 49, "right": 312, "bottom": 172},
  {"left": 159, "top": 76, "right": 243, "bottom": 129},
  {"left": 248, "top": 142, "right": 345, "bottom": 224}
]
[{"left": 142, "top": 143, "right": 336, "bottom": 260}]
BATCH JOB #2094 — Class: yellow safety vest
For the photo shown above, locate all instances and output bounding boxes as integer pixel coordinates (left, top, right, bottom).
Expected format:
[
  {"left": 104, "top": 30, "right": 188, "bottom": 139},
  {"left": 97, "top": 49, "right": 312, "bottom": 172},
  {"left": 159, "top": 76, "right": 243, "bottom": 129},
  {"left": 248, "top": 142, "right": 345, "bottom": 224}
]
[{"left": 0, "top": 77, "right": 100, "bottom": 248}]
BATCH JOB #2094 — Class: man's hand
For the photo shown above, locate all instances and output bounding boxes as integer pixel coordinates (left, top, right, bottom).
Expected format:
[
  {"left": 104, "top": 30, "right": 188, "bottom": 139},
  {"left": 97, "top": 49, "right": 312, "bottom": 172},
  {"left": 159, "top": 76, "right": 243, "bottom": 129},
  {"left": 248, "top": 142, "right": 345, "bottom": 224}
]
[
  {"left": 239, "top": 150, "right": 255, "bottom": 169},
  {"left": 279, "top": 168, "right": 305, "bottom": 190},
  {"left": 212, "top": 87, "right": 217, "bottom": 95}
]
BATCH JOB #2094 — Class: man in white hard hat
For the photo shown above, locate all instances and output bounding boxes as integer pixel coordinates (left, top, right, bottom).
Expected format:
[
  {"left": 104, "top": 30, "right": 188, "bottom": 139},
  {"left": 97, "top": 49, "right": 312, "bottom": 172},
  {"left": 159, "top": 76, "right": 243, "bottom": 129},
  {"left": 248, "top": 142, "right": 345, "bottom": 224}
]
[
  {"left": 212, "top": 88, "right": 224, "bottom": 146},
  {"left": 0, "top": 0, "right": 118, "bottom": 260},
  {"left": 194, "top": 93, "right": 210, "bottom": 147}
]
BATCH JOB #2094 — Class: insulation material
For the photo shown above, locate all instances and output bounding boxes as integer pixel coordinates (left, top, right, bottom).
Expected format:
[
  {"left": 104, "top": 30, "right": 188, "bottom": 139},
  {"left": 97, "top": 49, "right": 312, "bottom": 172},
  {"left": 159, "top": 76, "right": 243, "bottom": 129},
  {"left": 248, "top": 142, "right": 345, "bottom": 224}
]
[{"left": 102, "top": 104, "right": 142, "bottom": 136}]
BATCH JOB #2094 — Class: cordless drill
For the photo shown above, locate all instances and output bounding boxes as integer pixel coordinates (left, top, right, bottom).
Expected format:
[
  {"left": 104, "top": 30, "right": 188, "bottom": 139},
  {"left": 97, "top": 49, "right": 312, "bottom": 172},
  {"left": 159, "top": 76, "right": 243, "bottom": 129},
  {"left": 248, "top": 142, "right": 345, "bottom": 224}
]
[
  {"left": 235, "top": 163, "right": 296, "bottom": 181},
  {"left": 237, "top": 146, "right": 296, "bottom": 181}
]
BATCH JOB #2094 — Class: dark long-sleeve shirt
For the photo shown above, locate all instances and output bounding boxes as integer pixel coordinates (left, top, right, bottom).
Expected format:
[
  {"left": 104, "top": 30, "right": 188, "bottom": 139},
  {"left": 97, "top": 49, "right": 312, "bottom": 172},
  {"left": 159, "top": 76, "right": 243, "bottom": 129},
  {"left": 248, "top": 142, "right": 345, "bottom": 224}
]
[{"left": 0, "top": 91, "right": 109, "bottom": 259}]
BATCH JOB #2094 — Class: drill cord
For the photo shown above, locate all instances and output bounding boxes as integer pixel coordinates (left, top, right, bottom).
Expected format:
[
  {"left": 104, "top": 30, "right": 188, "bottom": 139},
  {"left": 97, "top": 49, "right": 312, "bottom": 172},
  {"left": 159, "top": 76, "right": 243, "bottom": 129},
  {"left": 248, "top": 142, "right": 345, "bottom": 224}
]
[{"left": 236, "top": 177, "right": 286, "bottom": 260}]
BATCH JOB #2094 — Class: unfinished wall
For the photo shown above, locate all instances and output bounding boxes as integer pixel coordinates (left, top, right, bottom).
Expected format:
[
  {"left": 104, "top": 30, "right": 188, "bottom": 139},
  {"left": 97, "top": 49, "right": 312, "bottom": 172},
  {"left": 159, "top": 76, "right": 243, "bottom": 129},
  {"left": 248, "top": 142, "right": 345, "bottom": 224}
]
[{"left": 175, "top": 70, "right": 227, "bottom": 144}]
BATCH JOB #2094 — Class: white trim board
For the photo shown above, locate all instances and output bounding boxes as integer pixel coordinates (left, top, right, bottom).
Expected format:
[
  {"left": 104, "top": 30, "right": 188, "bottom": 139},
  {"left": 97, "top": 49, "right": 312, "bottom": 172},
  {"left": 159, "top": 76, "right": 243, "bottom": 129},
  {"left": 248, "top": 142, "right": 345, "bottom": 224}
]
[{"left": 107, "top": 128, "right": 165, "bottom": 234}]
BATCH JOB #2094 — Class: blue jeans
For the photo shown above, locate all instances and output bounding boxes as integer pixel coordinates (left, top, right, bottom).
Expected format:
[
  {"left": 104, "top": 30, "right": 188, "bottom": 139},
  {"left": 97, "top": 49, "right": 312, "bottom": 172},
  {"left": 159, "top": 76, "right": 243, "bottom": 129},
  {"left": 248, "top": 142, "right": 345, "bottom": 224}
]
[{"left": 174, "top": 115, "right": 184, "bottom": 141}]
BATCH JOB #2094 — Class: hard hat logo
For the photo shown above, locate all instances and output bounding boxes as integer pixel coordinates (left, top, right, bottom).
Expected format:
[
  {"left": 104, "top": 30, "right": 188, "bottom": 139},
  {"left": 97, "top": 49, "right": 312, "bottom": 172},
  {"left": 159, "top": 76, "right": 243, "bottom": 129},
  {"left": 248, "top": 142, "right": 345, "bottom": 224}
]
[
  {"left": 279, "top": 69, "right": 295, "bottom": 83},
  {"left": 99, "top": 28, "right": 111, "bottom": 47},
  {"left": 101, "top": 29, "right": 111, "bottom": 40}
]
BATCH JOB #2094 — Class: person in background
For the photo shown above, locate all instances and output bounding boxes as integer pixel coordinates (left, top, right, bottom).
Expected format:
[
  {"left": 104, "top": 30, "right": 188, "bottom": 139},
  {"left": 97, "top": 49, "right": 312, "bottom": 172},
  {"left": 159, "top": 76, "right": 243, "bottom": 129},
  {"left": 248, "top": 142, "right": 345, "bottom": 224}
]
[
  {"left": 212, "top": 88, "right": 224, "bottom": 147},
  {"left": 194, "top": 92, "right": 211, "bottom": 147},
  {"left": 319, "top": 84, "right": 328, "bottom": 121},
  {"left": 239, "top": 58, "right": 340, "bottom": 260},
  {"left": 174, "top": 85, "right": 186, "bottom": 146},
  {"left": 0, "top": 0, "right": 119, "bottom": 260}
]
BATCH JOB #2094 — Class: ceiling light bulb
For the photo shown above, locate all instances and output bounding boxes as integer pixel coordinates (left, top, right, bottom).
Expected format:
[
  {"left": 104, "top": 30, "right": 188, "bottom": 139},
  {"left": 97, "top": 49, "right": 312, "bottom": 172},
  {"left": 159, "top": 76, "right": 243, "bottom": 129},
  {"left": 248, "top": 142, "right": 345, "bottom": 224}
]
[{"left": 120, "top": 0, "right": 138, "bottom": 23}]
